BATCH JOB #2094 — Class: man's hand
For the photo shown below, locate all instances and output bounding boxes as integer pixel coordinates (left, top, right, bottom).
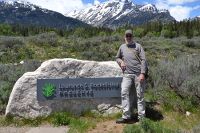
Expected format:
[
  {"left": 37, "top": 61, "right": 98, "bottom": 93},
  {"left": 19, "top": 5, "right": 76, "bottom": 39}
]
[
  {"left": 121, "top": 61, "right": 126, "bottom": 70},
  {"left": 139, "top": 74, "right": 145, "bottom": 83}
]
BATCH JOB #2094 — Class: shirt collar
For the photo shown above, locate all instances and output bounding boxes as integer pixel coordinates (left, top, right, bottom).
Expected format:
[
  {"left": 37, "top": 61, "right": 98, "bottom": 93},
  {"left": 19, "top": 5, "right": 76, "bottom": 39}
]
[{"left": 130, "top": 42, "right": 135, "bottom": 45}]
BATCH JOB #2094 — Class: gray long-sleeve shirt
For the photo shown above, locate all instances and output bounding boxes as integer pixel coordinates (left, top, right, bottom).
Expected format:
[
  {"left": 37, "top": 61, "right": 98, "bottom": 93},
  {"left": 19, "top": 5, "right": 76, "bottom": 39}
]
[{"left": 115, "top": 42, "right": 147, "bottom": 74}]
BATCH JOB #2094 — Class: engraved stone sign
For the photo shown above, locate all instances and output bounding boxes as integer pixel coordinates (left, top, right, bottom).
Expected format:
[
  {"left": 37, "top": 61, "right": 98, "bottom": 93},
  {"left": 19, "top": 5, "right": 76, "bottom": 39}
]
[{"left": 37, "top": 77, "right": 122, "bottom": 100}]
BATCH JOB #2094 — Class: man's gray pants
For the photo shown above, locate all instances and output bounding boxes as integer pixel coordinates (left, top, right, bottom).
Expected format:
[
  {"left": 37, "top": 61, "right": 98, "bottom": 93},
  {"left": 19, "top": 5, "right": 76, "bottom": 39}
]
[{"left": 121, "top": 73, "right": 146, "bottom": 120}]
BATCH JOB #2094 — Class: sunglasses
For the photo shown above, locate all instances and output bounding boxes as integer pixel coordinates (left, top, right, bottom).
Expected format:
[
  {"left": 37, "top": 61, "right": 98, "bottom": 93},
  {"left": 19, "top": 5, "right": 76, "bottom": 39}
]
[{"left": 126, "top": 36, "right": 132, "bottom": 37}]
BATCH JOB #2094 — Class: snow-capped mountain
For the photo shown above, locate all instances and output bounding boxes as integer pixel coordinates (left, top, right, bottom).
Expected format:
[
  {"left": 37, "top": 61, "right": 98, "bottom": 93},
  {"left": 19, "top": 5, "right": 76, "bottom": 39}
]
[
  {"left": 196, "top": 16, "right": 200, "bottom": 19},
  {"left": 0, "top": 0, "right": 91, "bottom": 30},
  {"left": 190, "top": 15, "right": 200, "bottom": 21},
  {"left": 1, "top": 0, "right": 37, "bottom": 10},
  {"left": 66, "top": 0, "right": 175, "bottom": 29}
]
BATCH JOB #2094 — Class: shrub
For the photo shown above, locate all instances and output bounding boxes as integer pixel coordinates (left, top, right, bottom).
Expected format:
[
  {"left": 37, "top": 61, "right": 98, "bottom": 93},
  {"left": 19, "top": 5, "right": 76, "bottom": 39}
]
[
  {"left": 148, "top": 56, "right": 200, "bottom": 112},
  {"left": 0, "top": 60, "right": 41, "bottom": 114},
  {"left": 100, "top": 35, "right": 113, "bottom": 43},
  {"left": 22, "top": 59, "right": 41, "bottom": 72},
  {"left": 90, "top": 40, "right": 102, "bottom": 47},
  {"left": 113, "top": 42, "right": 123, "bottom": 51},
  {"left": 170, "top": 49, "right": 182, "bottom": 58},
  {"left": 110, "top": 33, "right": 124, "bottom": 41},
  {"left": 21, "top": 117, "right": 42, "bottom": 127},
  {"left": 0, "top": 37, "right": 34, "bottom": 63},
  {"left": 0, "top": 37, "right": 24, "bottom": 49},
  {"left": 193, "top": 122, "right": 200, "bottom": 133},
  {"left": 181, "top": 39, "right": 195, "bottom": 48},
  {"left": 146, "top": 57, "right": 158, "bottom": 67},
  {"left": 83, "top": 40, "right": 93, "bottom": 47},
  {"left": 52, "top": 112, "right": 71, "bottom": 126},
  {"left": 140, "top": 118, "right": 160, "bottom": 133},
  {"left": 123, "top": 124, "right": 141, "bottom": 133},
  {"left": 81, "top": 50, "right": 109, "bottom": 61},
  {"left": 153, "top": 57, "right": 190, "bottom": 93},
  {"left": 0, "top": 63, "right": 25, "bottom": 114},
  {"left": 61, "top": 41, "right": 71, "bottom": 51},
  {"left": 80, "top": 44, "right": 115, "bottom": 61},
  {"left": 69, "top": 119, "right": 92, "bottom": 133},
  {"left": 27, "top": 32, "right": 60, "bottom": 47},
  {"left": 172, "top": 37, "right": 187, "bottom": 42},
  {"left": 123, "top": 118, "right": 181, "bottom": 133}
]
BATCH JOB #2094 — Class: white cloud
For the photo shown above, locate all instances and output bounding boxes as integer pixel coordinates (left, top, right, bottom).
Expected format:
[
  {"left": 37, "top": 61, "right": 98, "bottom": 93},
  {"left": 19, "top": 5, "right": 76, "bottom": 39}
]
[
  {"left": 169, "top": 5, "right": 200, "bottom": 21},
  {"left": 27, "top": 0, "right": 92, "bottom": 14},
  {"left": 143, "top": 2, "right": 150, "bottom": 5},
  {"left": 155, "top": 0, "right": 169, "bottom": 9},
  {"left": 155, "top": 0, "right": 199, "bottom": 21},
  {"left": 193, "top": 5, "right": 200, "bottom": 10},
  {"left": 94, "top": 0, "right": 100, "bottom": 5},
  {"left": 169, "top": 6, "right": 192, "bottom": 21},
  {"left": 167, "top": 0, "right": 198, "bottom": 5}
]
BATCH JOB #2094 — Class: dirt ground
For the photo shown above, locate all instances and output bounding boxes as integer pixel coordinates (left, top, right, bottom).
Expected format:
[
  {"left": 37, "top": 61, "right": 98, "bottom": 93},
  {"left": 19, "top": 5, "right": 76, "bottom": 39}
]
[{"left": 87, "top": 120, "right": 139, "bottom": 133}]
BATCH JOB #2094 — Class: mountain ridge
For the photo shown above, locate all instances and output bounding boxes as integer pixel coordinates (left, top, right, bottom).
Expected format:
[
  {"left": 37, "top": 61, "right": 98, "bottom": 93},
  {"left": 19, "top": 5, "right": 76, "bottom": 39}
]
[
  {"left": 0, "top": 0, "right": 91, "bottom": 30},
  {"left": 65, "top": 0, "right": 175, "bottom": 29}
]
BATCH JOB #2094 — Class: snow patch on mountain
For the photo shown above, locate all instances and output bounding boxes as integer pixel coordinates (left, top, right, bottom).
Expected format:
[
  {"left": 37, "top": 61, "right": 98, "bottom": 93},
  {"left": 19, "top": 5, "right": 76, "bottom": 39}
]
[
  {"left": 115, "top": 9, "right": 132, "bottom": 20},
  {"left": 139, "top": 4, "right": 157, "bottom": 13},
  {"left": 158, "top": 9, "right": 169, "bottom": 13},
  {"left": 3, "top": 0, "right": 50, "bottom": 14},
  {"left": 5, "top": 1, "right": 14, "bottom": 5},
  {"left": 17, "top": 0, "right": 30, "bottom": 5}
]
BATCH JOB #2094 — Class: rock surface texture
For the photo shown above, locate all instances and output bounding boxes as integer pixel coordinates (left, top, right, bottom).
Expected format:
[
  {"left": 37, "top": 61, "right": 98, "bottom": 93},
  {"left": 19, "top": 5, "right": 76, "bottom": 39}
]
[{"left": 6, "top": 58, "right": 123, "bottom": 118}]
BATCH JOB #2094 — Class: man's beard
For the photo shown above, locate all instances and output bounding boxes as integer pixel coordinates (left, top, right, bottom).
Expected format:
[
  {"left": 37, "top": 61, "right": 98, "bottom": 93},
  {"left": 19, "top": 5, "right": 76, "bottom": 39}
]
[{"left": 125, "top": 38, "right": 133, "bottom": 45}]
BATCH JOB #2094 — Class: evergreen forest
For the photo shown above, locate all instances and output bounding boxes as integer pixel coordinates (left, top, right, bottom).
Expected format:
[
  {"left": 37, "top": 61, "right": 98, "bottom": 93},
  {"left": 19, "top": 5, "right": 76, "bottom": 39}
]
[{"left": 0, "top": 19, "right": 200, "bottom": 132}]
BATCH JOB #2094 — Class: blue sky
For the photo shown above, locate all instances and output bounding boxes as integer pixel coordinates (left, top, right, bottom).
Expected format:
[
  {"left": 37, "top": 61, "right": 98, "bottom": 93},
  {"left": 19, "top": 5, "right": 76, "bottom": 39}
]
[{"left": 1, "top": 0, "right": 200, "bottom": 21}]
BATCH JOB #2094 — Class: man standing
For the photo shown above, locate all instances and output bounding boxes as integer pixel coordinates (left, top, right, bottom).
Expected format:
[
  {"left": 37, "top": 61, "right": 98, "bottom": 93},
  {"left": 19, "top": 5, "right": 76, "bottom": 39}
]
[{"left": 115, "top": 30, "right": 147, "bottom": 123}]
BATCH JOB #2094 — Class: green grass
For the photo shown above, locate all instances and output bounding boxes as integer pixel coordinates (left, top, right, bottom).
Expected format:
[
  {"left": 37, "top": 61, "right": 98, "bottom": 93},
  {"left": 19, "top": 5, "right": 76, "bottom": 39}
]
[
  {"left": 0, "top": 110, "right": 119, "bottom": 132},
  {"left": 123, "top": 105, "right": 200, "bottom": 133},
  {"left": 0, "top": 104, "right": 200, "bottom": 133},
  {"left": 159, "top": 110, "right": 200, "bottom": 131},
  {"left": 68, "top": 118, "right": 95, "bottom": 133},
  {"left": 146, "top": 91, "right": 200, "bottom": 132}
]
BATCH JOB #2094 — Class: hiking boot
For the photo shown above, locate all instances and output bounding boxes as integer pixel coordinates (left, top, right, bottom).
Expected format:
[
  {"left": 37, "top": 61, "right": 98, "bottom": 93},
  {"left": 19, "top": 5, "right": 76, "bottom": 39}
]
[{"left": 116, "top": 118, "right": 131, "bottom": 124}]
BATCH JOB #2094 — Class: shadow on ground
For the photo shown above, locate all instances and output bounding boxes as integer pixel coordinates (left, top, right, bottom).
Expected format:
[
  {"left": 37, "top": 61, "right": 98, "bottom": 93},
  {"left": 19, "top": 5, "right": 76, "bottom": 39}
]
[
  {"left": 146, "top": 101, "right": 163, "bottom": 121},
  {"left": 129, "top": 101, "right": 163, "bottom": 123}
]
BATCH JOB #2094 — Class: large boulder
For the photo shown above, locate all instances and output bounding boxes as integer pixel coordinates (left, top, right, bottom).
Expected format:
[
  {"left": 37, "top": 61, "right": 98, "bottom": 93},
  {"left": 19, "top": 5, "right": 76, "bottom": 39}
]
[{"left": 6, "top": 58, "right": 123, "bottom": 118}]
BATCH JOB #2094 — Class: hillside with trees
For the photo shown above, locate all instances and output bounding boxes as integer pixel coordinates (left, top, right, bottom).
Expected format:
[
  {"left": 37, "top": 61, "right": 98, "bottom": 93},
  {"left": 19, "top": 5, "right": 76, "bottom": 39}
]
[{"left": 0, "top": 19, "right": 200, "bottom": 132}]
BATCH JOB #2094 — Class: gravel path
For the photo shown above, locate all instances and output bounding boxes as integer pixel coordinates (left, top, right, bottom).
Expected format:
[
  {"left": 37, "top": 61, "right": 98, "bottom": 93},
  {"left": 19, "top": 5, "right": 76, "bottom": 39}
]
[
  {"left": 0, "top": 125, "right": 70, "bottom": 133},
  {"left": 0, "top": 126, "right": 30, "bottom": 133}
]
